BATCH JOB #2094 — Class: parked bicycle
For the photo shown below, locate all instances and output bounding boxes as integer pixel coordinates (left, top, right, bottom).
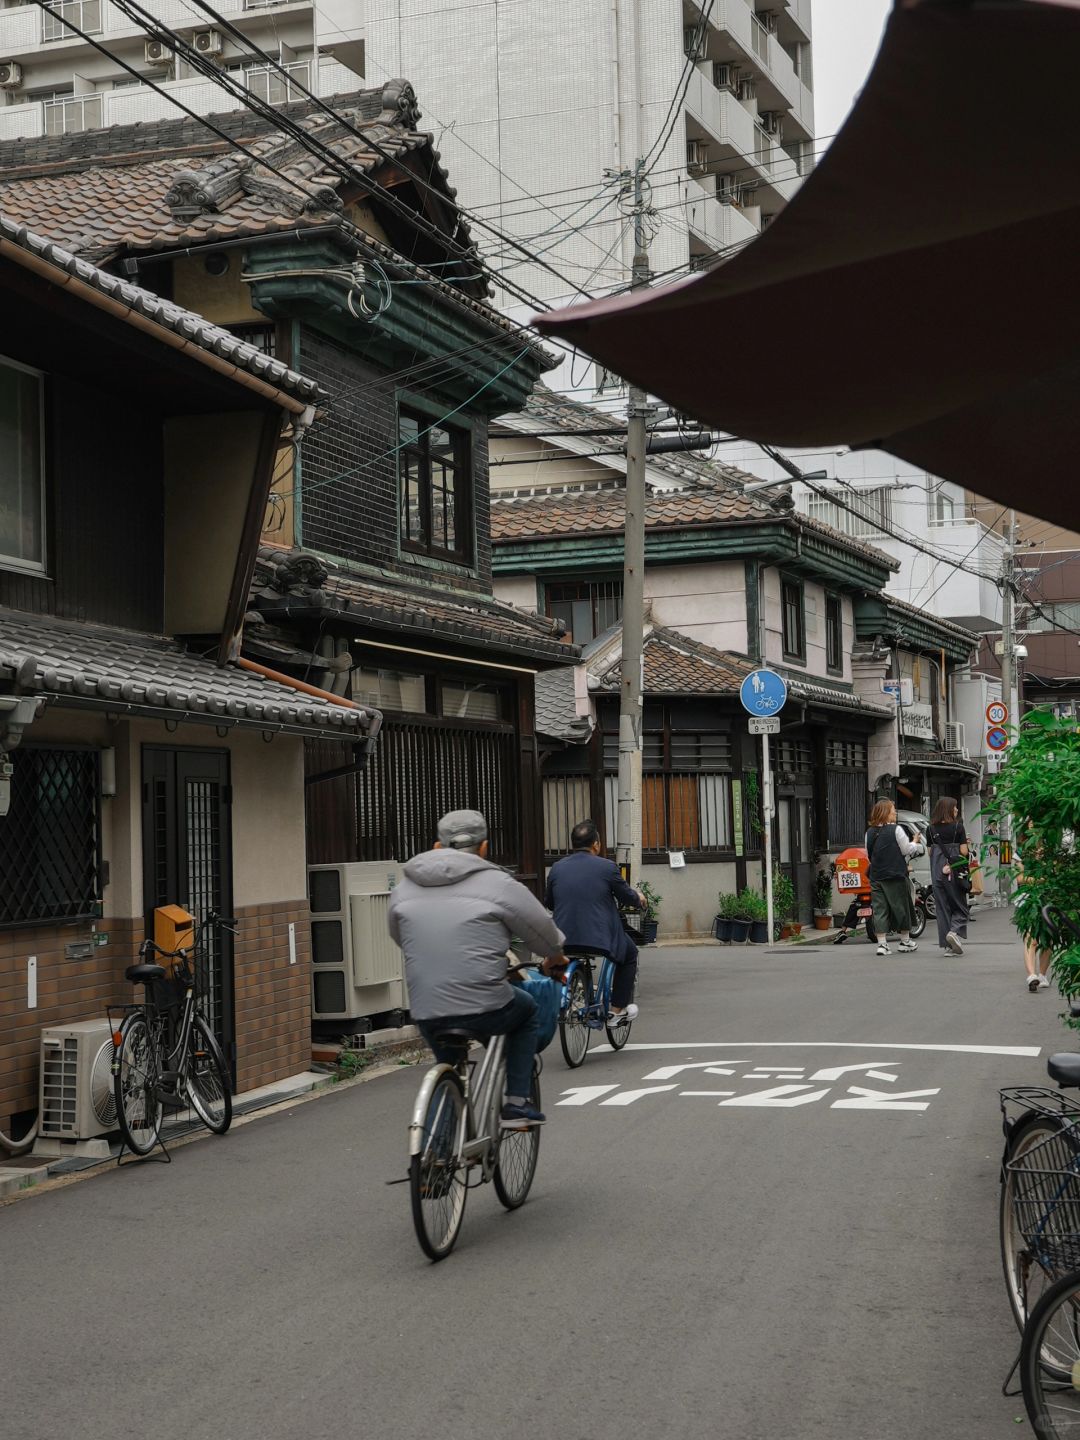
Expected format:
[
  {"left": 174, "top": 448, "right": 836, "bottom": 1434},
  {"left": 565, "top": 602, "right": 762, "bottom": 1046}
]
[
  {"left": 407, "top": 1023, "right": 542, "bottom": 1261},
  {"left": 111, "top": 911, "right": 236, "bottom": 1156}
]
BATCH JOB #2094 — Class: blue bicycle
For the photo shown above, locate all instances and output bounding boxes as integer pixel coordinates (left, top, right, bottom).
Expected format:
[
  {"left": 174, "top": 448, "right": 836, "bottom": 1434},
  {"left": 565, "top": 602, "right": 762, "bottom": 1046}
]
[{"left": 557, "top": 944, "right": 634, "bottom": 1067}]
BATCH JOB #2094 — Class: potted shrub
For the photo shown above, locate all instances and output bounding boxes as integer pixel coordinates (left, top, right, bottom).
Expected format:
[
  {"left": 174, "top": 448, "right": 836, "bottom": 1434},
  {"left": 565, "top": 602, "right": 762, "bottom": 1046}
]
[
  {"left": 713, "top": 892, "right": 739, "bottom": 943},
  {"left": 639, "top": 880, "right": 662, "bottom": 944},
  {"left": 746, "top": 889, "right": 770, "bottom": 944},
  {"left": 813, "top": 869, "right": 834, "bottom": 930},
  {"left": 730, "top": 889, "right": 754, "bottom": 944},
  {"left": 772, "top": 868, "right": 798, "bottom": 939}
]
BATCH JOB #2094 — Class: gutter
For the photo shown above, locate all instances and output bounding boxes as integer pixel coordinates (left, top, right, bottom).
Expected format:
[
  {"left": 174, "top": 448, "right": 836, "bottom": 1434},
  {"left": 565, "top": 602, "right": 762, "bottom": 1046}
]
[
  {"left": 0, "top": 235, "right": 311, "bottom": 416},
  {"left": 235, "top": 656, "right": 382, "bottom": 738}
]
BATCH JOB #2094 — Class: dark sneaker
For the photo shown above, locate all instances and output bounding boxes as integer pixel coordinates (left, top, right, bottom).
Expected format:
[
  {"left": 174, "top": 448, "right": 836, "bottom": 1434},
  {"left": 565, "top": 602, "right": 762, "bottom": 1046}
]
[{"left": 501, "top": 1102, "right": 546, "bottom": 1128}]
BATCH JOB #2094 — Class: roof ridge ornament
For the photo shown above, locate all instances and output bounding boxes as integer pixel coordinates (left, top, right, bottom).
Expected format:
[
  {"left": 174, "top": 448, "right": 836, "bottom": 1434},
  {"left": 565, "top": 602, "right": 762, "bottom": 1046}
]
[{"left": 380, "top": 79, "right": 422, "bottom": 129}]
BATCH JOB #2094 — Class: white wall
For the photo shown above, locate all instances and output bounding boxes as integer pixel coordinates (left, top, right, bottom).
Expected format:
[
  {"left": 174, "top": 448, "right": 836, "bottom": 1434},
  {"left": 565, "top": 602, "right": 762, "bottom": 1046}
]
[
  {"left": 762, "top": 570, "right": 852, "bottom": 682},
  {"left": 645, "top": 561, "right": 748, "bottom": 653}
]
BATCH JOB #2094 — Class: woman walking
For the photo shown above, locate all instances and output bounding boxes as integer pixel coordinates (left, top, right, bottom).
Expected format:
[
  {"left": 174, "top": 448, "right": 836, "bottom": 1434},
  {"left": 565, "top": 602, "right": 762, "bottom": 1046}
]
[
  {"left": 866, "top": 799, "right": 925, "bottom": 956},
  {"left": 927, "top": 796, "right": 969, "bottom": 956},
  {"left": 1015, "top": 828, "right": 1053, "bottom": 992}
]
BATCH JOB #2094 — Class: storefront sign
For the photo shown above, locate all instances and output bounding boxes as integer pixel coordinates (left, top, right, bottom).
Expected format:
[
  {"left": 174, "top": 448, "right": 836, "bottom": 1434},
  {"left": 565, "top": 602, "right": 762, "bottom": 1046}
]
[{"left": 901, "top": 703, "right": 935, "bottom": 739}]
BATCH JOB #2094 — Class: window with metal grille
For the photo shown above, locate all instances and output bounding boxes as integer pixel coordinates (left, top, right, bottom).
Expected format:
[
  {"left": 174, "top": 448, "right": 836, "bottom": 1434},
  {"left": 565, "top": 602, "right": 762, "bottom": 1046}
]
[
  {"left": 826, "top": 594, "right": 843, "bottom": 673},
  {"left": 546, "top": 578, "right": 623, "bottom": 645},
  {"left": 826, "top": 740, "right": 867, "bottom": 769},
  {"left": 781, "top": 578, "right": 805, "bottom": 661},
  {"left": 41, "top": 1, "right": 101, "bottom": 43},
  {"left": 227, "top": 323, "right": 277, "bottom": 357},
  {"left": 776, "top": 739, "right": 814, "bottom": 773},
  {"left": 599, "top": 716, "right": 733, "bottom": 856},
  {"left": 827, "top": 771, "right": 868, "bottom": 848},
  {"left": 0, "top": 747, "right": 101, "bottom": 926},
  {"left": 803, "top": 485, "right": 893, "bottom": 540},
  {"left": 398, "top": 407, "right": 473, "bottom": 564}
]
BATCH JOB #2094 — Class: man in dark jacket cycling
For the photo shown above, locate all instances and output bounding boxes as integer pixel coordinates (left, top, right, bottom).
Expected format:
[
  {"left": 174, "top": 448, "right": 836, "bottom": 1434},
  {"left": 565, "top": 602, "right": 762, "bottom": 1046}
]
[{"left": 388, "top": 809, "right": 567, "bottom": 1127}]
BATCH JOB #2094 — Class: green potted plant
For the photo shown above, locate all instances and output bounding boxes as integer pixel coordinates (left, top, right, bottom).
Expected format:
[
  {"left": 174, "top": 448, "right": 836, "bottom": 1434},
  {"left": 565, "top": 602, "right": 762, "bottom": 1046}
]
[
  {"left": 713, "top": 892, "right": 739, "bottom": 943},
  {"left": 730, "top": 889, "right": 755, "bottom": 944},
  {"left": 638, "top": 880, "right": 662, "bottom": 944},
  {"left": 772, "top": 868, "right": 798, "bottom": 939},
  {"left": 813, "top": 869, "right": 834, "bottom": 930},
  {"left": 746, "top": 888, "right": 770, "bottom": 944}
]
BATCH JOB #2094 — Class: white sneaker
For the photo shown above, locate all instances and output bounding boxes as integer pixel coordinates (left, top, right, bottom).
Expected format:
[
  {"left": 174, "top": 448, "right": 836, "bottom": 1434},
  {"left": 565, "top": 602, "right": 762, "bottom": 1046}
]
[
  {"left": 945, "top": 932, "right": 964, "bottom": 956},
  {"left": 898, "top": 940, "right": 918, "bottom": 953},
  {"left": 876, "top": 942, "right": 891, "bottom": 956},
  {"left": 1028, "top": 974, "right": 1041, "bottom": 993},
  {"left": 608, "top": 1003, "right": 639, "bottom": 1025},
  {"left": 1039, "top": 975, "right": 1051, "bottom": 990}
]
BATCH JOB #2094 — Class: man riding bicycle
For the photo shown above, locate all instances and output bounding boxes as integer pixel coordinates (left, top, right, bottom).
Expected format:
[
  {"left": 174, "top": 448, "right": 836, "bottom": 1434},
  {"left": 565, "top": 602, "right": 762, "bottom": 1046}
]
[
  {"left": 388, "top": 809, "right": 567, "bottom": 1127},
  {"left": 544, "top": 818, "right": 645, "bottom": 1024}
]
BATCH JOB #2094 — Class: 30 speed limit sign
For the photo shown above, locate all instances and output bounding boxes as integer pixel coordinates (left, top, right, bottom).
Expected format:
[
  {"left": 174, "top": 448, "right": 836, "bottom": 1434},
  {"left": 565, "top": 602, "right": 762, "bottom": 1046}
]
[{"left": 986, "top": 701, "right": 1008, "bottom": 726}]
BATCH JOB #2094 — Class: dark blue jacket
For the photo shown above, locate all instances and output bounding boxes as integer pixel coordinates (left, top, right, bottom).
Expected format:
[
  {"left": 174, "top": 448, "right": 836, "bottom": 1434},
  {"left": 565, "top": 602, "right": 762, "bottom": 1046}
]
[{"left": 545, "top": 850, "right": 641, "bottom": 959}]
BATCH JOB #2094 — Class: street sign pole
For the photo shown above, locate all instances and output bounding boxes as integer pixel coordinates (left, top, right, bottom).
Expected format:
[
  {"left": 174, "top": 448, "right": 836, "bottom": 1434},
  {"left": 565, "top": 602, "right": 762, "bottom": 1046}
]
[{"left": 762, "top": 731, "right": 774, "bottom": 943}]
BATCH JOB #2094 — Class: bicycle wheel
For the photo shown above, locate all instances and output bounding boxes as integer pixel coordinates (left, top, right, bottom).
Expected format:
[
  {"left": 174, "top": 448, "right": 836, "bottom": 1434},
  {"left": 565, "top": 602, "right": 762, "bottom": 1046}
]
[
  {"left": 605, "top": 1013, "right": 633, "bottom": 1050},
  {"left": 113, "top": 1014, "right": 163, "bottom": 1156},
  {"left": 1021, "top": 1270, "right": 1080, "bottom": 1433},
  {"left": 494, "top": 1068, "right": 542, "bottom": 1210},
  {"left": 410, "top": 1072, "right": 467, "bottom": 1261},
  {"left": 1001, "top": 1111, "right": 1073, "bottom": 1330},
  {"left": 185, "top": 1015, "right": 233, "bottom": 1135},
  {"left": 909, "top": 902, "right": 927, "bottom": 940},
  {"left": 558, "top": 968, "right": 592, "bottom": 1068}
]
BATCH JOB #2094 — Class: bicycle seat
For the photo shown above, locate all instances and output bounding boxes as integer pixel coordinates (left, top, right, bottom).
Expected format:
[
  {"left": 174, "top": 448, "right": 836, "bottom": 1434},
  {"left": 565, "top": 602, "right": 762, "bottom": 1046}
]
[
  {"left": 125, "top": 962, "right": 167, "bottom": 985},
  {"left": 1048, "top": 1054, "right": 1080, "bottom": 1088},
  {"left": 432, "top": 1027, "right": 474, "bottom": 1046},
  {"left": 564, "top": 944, "right": 609, "bottom": 960}
]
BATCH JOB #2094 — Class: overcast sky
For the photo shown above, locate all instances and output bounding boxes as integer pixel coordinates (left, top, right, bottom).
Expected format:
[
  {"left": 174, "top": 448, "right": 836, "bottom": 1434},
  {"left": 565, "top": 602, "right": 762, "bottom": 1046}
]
[{"left": 812, "top": 0, "right": 893, "bottom": 144}]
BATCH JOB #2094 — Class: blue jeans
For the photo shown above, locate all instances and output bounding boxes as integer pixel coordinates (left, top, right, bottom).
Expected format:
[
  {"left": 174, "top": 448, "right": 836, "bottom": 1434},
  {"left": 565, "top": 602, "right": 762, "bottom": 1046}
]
[{"left": 418, "top": 987, "right": 539, "bottom": 1100}]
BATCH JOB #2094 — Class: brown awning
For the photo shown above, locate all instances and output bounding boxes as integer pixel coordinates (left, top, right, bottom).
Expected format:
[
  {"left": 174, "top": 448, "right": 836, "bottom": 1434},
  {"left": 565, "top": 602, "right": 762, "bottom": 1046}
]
[{"left": 533, "top": 0, "right": 1080, "bottom": 530}]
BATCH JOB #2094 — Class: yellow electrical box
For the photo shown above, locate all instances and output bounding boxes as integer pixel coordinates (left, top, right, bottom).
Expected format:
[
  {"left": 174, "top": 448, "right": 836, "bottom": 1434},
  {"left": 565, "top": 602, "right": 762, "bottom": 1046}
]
[{"left": 155, "top": 904, "right": 195, "bottom": 955}]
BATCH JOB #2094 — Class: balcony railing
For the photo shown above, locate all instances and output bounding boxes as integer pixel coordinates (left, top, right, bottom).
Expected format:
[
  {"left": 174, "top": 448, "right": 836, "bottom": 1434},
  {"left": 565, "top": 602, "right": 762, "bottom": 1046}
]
[
  {"left": 43, "top": 92, "right": 102, "bottom": 133},
  {"left": 41, "top": 0, "right": 101, "bottom": 42}
]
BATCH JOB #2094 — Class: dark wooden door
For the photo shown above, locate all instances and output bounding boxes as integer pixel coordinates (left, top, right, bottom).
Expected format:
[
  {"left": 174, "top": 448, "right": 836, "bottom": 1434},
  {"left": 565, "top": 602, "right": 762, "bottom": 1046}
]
[
  {"left": 142, "top": 747, "right": 235, "bottom": 1071},
  {"left": 777, "top": 789, "right": 815, "bottom": 924}
]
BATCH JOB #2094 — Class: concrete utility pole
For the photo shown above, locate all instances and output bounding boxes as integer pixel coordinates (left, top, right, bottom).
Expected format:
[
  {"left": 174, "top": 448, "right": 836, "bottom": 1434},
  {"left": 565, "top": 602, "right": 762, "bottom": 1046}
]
[
  {"left": 998, "top": 509, "right": 1017, "bottom": 900},
  {"left": 615, "top": 158, "right": 651, "bottom": 886}
]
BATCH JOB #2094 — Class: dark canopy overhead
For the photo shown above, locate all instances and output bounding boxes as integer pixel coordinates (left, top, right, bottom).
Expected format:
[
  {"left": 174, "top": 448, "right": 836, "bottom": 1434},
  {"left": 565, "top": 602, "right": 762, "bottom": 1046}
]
[{"left": 534, "top": 0, "right": 1080, "bottom": 530}]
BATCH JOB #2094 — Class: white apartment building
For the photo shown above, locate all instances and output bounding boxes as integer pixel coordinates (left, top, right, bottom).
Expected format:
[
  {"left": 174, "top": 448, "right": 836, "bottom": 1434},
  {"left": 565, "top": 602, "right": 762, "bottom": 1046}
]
[{"left": 0, "top": 0, "right": 363, "bottom": 141}]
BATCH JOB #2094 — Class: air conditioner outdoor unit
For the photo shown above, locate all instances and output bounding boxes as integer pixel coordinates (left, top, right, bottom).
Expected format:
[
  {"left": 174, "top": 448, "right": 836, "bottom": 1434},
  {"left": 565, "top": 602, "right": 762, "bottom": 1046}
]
[
  {"left": 0, "top": 61, "right": 24, "bottom": 90},
  {"left": 759, "top": 111, "right": 784, "bottom": 137},
  {"left": 683, "top": 26, "right": 700, "bottom": 58},
  {"left": 686, "top": 138, "right": 709, "bottom": 174},
  {"left": 193, "top": 28, "right": 223, "bottom": 57},
  {"left": 38, "top": 1019, "right": 117, "bottom": 1142},
  {"left": 308, "top": 861, "right": 406, "bottom": 1024},
  {"left": 144, "top": 38, "right": 172, "bottom": 66},
  {"left": 716, "top": 174, "right": 739, "bottom": 204},
  {"left": 945, "top": 721, "right": 967, "bottom": 753},
  {"left": 713, "top": 63, "right": 735, "bottom": 91}
]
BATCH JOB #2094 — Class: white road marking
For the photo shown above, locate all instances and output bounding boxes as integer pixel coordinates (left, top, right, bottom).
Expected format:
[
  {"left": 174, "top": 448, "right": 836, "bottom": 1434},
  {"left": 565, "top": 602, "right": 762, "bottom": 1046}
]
[
  {"left": 832, "top": 1086, "right": 941, "bottom": 1111},
  {"left": 642, "top": 1061, "right": 743, "bottom": 1081},
  {"left": 680, "top": 1090, "right": 737, "bottom": 1097},
  {"left": 618, "top": 1042, "right": 1041, "bottom": 1057},
  {"left": 810, "top": 1062, "right": 902, "bottom": 1082},
  {"left": 600, "top": 1085, "right": 680, "bottom": 1106},
  {"left": 867, "top": 1071, "right": 899, "bottom": 1083},
  {"left": 719, "top": 1085, "right": 832, "bottom": 1107},
  {"left": 557, "top": 1085, "right": 619, "bottom": 1106}
]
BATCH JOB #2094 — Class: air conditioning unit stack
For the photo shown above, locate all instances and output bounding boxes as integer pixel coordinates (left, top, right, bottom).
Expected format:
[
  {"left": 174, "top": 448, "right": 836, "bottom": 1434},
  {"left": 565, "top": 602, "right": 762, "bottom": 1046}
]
[
  {"left": 713, "top": 63, "right": 735, "bottom": 92},
  {"left": 193, "top": 28, "right": 223, "bottom": 57},
  {"left": 759, "top": 110, "right": 784, "bottom": 138},
  {"left": 308, "top": 861, "right": 406, "bottom": 1025},
  {"left": 945, "top": 721, "right": 968, "bottom": 757},
  {"left": 686, "top": 138, "right": 710, "bottom": 175},
  {"left": 38, "top": 1019, "right": 117, "bottom": 1143},
  {"left": 144, "top": 39, "right": 172, "bottom": 66},
  {"left": 0, "top": 61, "right": 24, "bottom": 90}
]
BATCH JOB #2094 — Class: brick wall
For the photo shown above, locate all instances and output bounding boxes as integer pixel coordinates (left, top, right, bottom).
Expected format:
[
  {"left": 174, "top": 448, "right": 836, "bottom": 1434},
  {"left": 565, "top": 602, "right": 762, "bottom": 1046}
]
[
  {"left": 232, "top": 898, "right": 312, "bottom": 1095},
  {"left": 0, "top": 917, "right": 141, "bottom": 1134},
  {"left": 298, "top": 328, "right": 492, "bottom": 593}
]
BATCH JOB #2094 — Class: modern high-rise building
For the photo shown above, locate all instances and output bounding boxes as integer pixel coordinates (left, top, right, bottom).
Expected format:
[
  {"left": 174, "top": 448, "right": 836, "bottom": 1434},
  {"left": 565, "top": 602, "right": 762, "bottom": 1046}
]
[{"left": 0, "top": 2, "right": 814, "bottom": 334}]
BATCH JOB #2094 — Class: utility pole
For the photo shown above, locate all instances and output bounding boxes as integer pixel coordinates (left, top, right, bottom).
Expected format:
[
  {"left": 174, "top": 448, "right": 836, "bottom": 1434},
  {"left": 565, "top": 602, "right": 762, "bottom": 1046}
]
[
  {"left": 615, "top": 158, "right": 651, "bottom": 887},
  {"left": 997, "top": 509, "right": 1016, "bottom": 901}
]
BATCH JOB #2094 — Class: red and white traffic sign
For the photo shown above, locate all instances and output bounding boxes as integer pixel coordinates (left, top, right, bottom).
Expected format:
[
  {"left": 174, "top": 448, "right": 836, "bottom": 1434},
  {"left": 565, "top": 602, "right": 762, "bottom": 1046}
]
[
  {"left": 986, "top": 726, "right": 1010, "bottom": 752},
  {"left": 986, "top": 701, "right": 1009, "bottom": 726}
]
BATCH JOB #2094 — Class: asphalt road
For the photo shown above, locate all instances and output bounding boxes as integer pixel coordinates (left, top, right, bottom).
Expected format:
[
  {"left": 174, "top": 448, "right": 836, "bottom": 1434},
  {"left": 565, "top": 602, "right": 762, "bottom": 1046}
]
[{"left": 2, "top": 907, "right": 1062, "bottom": 1440}]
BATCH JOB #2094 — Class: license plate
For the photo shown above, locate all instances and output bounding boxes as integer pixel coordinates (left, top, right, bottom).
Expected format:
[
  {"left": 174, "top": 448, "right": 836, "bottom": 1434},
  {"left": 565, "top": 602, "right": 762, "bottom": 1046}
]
[
  {"left": 857, "top": 907, "right": 873, "bottom": 918},
  {"left": 837, "top": 872, "right": 862, "bottom": 891}
]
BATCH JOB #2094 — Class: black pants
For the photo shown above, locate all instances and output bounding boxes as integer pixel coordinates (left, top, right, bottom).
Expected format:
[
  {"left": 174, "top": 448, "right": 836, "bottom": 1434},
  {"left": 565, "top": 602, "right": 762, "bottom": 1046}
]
[{"left": 611, "top": 931, "right": 638, "bottom": 1008}]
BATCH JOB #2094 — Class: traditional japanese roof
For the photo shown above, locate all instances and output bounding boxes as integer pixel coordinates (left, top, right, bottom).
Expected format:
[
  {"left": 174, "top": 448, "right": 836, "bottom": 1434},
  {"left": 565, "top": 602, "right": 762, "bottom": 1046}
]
[
  {"left": 0, "top": 214, "right": 322, "bottom": 404},
  {"left": 0, "top": 610, "right": 378, "bottom": 739},
  {"left": 250, "top": 546, "right": 578, "bottom": 665},
  {"left": 535, "top": 667, "right": 593, "bottom": 742},
  {"left": 854, "top": 590, "right": 980, "bottom": 663}
]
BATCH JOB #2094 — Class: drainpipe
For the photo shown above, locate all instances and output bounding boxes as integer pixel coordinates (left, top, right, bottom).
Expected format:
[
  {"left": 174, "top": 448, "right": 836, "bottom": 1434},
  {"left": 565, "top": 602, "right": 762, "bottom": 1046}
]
[{"left": 234, "top": 656, "right": 378, "bottom": 732}]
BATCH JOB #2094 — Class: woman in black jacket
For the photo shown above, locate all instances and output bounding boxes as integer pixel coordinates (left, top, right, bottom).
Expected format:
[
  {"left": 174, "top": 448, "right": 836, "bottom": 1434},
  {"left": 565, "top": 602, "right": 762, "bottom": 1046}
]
[
  {"left": 866, "top": 799, "right": 924, "bottom": 956},
  {"left": 927, "top": 796, "right": 969, "bottom": 956}
]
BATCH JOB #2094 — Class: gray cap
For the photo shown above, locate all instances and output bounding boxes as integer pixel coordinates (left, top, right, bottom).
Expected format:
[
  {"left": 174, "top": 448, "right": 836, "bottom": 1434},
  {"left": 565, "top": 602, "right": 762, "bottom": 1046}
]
[{"left": 437, "top": 809, "right": 488, "bottom": 850}]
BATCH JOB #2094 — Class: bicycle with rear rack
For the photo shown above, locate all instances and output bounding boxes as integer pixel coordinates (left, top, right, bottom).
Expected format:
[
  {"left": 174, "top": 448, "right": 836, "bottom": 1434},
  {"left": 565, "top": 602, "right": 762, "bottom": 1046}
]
[
  {"left": 406, "top": 1018, "right": 543, "bottom": 1262},
  {"left": 557, "top": 909, "right": 643, "bottom": 1068},
  {"left": 110, "top": 911, "right": 237, "bottom": 1158}
]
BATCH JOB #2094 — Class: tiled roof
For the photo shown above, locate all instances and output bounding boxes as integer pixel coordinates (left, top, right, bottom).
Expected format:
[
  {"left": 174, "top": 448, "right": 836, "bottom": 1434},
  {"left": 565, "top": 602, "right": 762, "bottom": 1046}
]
[
  {"left": 0, "top": 215, "right": 322, "bottom": 403},
  {"left": 535, "top": 667, "right": 592, "bottom": 741},
  {"left": 251, "top": 547, "right": 579, "bottom": 664},
  {"left": 0, "top": 610, "right": 376, "bottom": 739},
  {"left": 594, "top": 628, "right": 753, "bottom": 695},
  {"left": 492, "top": 484, "right": 771, "bottom": 540},
  {"left": 881, "top": 593, "right": 981, "bottom": 644}
]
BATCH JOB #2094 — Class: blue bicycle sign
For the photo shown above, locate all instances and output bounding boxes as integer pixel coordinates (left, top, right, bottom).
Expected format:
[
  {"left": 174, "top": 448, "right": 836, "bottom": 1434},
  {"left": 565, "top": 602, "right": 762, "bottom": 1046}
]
[{"left": 740, "top": 669, "right": 788, "bottom": 717}]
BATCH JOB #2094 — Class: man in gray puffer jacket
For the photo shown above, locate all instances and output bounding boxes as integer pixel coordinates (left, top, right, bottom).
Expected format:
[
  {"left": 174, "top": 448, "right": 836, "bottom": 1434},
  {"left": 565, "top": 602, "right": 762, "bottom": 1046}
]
[{"left": 388, "top": 809, "right": 567, "bottom": 1126}]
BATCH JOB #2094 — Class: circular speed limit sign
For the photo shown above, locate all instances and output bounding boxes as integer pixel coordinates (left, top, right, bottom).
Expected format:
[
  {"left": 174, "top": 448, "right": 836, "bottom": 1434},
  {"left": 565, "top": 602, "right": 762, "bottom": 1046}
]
[{"left": 986, "top": 701, "right": 1008, "bottom": 726}]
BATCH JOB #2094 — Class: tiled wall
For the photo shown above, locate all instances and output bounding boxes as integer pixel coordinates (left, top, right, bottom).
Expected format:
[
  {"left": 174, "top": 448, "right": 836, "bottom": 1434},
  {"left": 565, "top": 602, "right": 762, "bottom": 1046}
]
[
  {"left": 232, "top": 898, "right": 313, "bottom": 1095},
  {"left": 297, "top": 327, "right": 492, "bottom": 593}
]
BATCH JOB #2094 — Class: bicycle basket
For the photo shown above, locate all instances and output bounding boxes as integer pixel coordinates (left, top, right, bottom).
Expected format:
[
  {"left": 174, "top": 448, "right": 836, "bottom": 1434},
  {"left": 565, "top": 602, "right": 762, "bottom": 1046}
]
[
  {"left": 148, "top": 971, "right": 186, "bottom": 1017},
  {"left": 1006, "top": 1118, "right": 1080, "bottom": 1274}
]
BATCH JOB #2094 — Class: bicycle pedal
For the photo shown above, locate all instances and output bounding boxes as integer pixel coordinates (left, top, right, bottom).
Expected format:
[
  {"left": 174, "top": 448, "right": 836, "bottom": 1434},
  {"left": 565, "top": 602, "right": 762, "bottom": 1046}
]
[{"left": 384, "top": 1176, "right": 410, "bottom": 1186}]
